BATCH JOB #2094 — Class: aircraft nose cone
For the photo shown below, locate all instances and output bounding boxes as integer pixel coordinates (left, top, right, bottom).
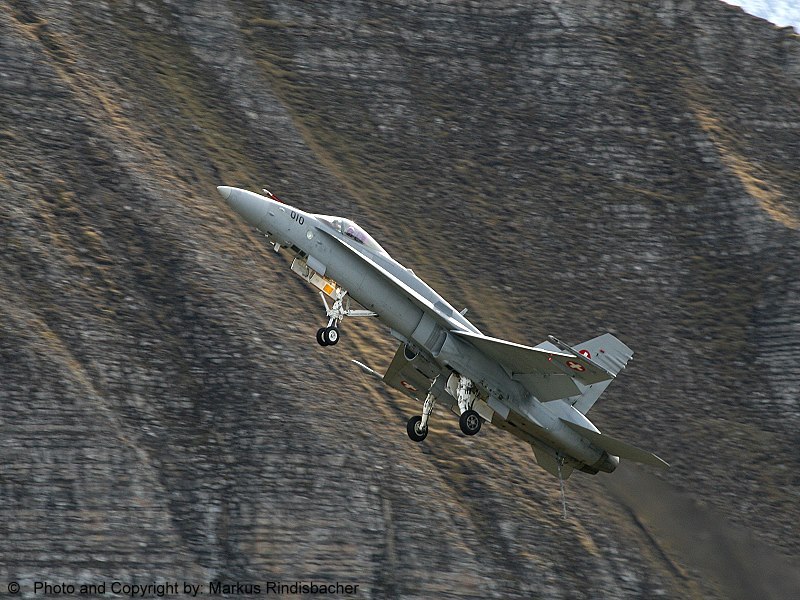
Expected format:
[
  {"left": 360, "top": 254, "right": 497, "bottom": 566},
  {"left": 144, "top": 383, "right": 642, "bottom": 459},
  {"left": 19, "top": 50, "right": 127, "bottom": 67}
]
[
  {"left": 218, "top": 186, "right": 270, "bottom": 227},
  {"left": 217, "top": 185, "right": 233, "bottom": 201}
]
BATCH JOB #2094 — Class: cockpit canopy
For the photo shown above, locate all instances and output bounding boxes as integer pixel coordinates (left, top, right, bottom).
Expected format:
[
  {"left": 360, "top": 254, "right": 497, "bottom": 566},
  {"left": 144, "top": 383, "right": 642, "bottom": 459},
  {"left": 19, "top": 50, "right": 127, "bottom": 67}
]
[{"left": 316, "top": 215, "right": 388, "bottom": 256}]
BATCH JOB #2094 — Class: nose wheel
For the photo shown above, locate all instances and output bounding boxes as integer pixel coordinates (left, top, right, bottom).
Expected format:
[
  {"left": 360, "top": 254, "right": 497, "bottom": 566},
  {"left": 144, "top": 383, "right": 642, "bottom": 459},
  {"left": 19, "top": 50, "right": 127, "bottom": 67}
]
[{"left": 316, "top": 326, "right": 340, "bottom": 346}]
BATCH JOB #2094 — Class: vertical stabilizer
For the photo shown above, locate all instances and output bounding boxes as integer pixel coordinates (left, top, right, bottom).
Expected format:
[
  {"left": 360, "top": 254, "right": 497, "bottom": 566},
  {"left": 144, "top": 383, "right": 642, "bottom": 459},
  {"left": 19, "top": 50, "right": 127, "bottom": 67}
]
[{"left": 535, "top": 333, "right": 633, "bottom": 414}]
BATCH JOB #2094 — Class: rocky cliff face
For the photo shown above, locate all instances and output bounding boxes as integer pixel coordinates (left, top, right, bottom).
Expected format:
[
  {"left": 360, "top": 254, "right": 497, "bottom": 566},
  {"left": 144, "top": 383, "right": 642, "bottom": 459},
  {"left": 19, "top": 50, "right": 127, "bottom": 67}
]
[{"left": 1, "top": 1, "right": 798, "bottom": 598}]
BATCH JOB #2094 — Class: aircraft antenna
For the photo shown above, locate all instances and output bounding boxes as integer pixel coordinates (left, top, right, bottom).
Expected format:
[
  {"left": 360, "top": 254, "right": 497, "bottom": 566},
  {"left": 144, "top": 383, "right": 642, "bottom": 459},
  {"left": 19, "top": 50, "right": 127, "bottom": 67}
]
[{"left": 556, "top": 453, "right": 567, "bottom": 519}]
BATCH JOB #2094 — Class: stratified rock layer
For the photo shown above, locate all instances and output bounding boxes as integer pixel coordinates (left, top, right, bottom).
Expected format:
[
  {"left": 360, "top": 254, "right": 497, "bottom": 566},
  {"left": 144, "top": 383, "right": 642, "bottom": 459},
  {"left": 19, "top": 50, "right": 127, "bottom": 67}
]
[{"left": 1, "top": 1, "right": 798, "bottom": 598}]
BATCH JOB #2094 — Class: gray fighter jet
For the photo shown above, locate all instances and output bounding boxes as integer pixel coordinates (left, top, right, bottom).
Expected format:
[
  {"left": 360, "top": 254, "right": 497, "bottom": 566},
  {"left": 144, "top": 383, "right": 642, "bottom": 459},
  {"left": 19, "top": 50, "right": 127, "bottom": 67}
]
[{"left": 218, "top": 186, "right": 668, "bottom": 482}]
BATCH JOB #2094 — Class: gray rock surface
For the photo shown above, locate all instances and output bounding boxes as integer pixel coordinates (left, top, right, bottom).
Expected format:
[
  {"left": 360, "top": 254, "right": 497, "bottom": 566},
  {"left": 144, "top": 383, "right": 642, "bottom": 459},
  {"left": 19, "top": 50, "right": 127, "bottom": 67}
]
[{"left": 1, "top": 1, "right": 798, "bottom": 598}]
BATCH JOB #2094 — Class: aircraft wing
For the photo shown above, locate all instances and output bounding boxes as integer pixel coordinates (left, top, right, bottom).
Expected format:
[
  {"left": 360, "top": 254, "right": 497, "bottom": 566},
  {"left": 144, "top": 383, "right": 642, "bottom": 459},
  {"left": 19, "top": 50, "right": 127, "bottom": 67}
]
[{"left": 451, "top": 330, "right": 614, "bottom": 401}]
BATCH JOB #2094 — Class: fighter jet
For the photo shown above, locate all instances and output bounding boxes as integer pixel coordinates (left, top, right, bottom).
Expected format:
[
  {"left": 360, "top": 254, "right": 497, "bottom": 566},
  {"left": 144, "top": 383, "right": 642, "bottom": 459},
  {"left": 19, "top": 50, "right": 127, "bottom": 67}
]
[{"left": 217, "top": 186, "right": 668, "bottom": 482}]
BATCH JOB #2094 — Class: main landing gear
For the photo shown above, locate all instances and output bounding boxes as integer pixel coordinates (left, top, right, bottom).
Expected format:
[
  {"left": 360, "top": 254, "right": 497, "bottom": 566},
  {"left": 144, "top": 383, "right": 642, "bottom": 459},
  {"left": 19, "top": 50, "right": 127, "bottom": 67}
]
[
  {"left": 406, "top": 385, "right": 437, "bottom": 442},
  {"left": 316, "top": 289, "right": 376, "bottom": 347},
  {"left": 455, "top": 376, "right": 481, "bottom": 436},
  {"left": 406, "top": 375, "right": 482, "bottom": 442}
]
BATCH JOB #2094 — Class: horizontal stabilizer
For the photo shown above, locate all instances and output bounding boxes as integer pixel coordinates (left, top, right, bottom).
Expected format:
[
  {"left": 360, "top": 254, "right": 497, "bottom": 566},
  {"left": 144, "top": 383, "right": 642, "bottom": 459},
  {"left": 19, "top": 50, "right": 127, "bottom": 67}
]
[{"left": 560, "top": 419, "right": 669, "bottom": 469}]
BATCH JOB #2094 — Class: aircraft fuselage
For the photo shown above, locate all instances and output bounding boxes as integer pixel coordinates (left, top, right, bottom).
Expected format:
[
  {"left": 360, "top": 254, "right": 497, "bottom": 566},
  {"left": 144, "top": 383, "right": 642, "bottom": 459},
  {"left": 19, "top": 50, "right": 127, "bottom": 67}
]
[{"left": 218, "top": 187, "right": 617, "bottom": 474}]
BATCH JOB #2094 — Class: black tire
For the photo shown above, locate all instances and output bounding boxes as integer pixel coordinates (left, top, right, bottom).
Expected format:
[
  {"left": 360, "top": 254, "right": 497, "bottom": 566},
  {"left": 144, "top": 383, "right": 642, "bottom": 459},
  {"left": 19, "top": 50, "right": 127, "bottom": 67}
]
[
  {"left": 459, "top": 409, "right": 482, "bottom": 436},
  {"left": 406, "top": 415, "right": 428, "bottom": 442},
  {"left": 316, "top": 327, "right": 328, "bottom": 346},
  {"left": 325, "top": 326, "right": 340, "bottom": 345}
]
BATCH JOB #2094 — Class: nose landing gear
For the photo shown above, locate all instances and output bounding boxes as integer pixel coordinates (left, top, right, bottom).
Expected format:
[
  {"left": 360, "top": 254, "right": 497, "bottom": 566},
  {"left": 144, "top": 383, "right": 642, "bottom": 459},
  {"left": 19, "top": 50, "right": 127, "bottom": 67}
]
[{"left": 316, "top": 289, "right": 376, "bottom": 346}]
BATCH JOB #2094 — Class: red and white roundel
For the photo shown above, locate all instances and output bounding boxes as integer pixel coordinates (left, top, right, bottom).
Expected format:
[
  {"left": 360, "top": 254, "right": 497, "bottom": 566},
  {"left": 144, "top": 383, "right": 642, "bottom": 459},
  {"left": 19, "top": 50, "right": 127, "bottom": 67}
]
[
  {"left": 566, "top": 360, "right": 586, "bottom": 372},
  {"left": 579, "top": 349, "right": 591, "bottom": 359},
  {"left": 400, "top": 380, "right": 418, "bottom": 392}
]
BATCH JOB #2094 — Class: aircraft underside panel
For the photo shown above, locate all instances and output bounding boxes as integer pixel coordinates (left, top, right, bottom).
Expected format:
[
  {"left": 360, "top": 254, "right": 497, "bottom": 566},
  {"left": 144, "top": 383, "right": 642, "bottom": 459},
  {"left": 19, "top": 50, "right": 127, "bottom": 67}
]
[
  {"left": 383, "top": 343, "right": 450, "bottom": 405},
  {"left": 512, "top": 372, "right": 581, "bottom": 402},
  {"left": 290, "top": 257, "right": 340, "bottom": 298}
]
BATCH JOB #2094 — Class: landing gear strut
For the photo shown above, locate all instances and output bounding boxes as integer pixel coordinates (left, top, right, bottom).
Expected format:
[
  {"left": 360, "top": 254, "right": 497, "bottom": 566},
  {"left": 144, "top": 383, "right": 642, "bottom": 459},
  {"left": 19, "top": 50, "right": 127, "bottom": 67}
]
[
  {"left": 316, "top": 289, "right": 376, "bottom": 346},
  {"left": 406, "top": 375, "right": 483, "bottom": 441},
  {"left": 407, "top": 385, "right": 437, "bottom": 443}
]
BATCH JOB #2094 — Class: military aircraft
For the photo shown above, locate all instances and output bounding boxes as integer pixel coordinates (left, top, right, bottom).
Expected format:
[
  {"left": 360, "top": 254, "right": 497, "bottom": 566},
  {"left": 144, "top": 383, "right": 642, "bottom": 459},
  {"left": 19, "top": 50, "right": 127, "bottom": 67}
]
[{"left": 217, "top": 186, "right": 668, "bottom": 483}]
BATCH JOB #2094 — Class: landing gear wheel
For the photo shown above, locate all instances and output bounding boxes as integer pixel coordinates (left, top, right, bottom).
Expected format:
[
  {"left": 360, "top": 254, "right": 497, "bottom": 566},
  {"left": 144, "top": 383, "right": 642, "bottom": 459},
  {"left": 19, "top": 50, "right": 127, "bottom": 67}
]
[
  {"left": 459, "top": 409, "right": 482, "bottom": 436},
  {"left": 406, "top": 415, "right": 428, "bottom": 442},
  {"left": 325, "top": 326, "right": 340, "bottom": 345},
  {"left": 316, "top": 327, "right": 328, "bottom": 346}
]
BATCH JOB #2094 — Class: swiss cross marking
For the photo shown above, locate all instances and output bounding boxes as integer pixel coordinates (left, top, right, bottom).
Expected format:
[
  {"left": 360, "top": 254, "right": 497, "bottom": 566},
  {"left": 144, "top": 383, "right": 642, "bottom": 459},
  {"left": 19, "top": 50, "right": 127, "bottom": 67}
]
[{"left": 566, "top": 360, "right": 586, "bottom": 372}]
